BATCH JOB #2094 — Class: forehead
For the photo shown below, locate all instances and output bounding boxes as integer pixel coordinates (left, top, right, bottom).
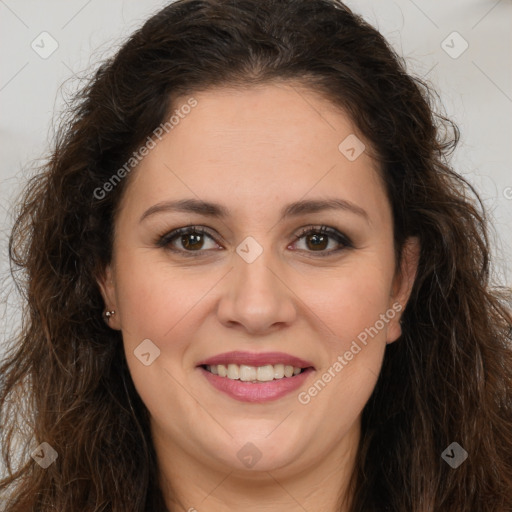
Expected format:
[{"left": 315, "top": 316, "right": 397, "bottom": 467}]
[{"left": 119, "top": 82, "right": 388, "bottom": 224}]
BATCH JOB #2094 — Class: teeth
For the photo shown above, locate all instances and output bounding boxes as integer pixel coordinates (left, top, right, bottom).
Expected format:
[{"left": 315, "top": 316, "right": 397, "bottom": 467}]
[
  {"left": 227, "top": 364, "right": 239, "bottom": 380},
  {"left": 239, "top": 364, "right": 257, "bottom": 382},
  {"left": 274, "top": 364, "right": 284, "bottom": 379},
  {"left": 205, "top": 363, "right": 305, "bottom": 381},
  {"left": 256, "top": 365, "right": 274, "bottom": 382}
]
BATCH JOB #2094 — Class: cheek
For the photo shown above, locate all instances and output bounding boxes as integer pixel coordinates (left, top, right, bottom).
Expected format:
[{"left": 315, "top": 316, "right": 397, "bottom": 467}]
[
  {"left": 337, "top": 278, "right": 393, "bottom": 344},
  {"left": 298, "top": 336, "right": 386, "bottom": 447},
  {"left": 114, "top": 249, "right": 209, "bottom": 342},
  {"left": 113, "top": 255, "right": 210, "bottom": 430},
  {"left": 112, "top": 251, "right": 223, "bottom": 400},
  {"left": 307, "top": 257, "right": 395, "bottom": 347},
  {"left": 299, "top": 257, "right": 394, "bottom": 418}
]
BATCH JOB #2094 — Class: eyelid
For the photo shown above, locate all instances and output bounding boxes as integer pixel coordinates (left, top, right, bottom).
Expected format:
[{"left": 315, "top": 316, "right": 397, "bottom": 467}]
[
  {"left": 293, "top": 225, "right": 352, "bottom": 245},
  {"left": 157, "top": 224, "right": 353, "bottom": 256},
  {"left": 156, "top": 225, "right": 221, "bottom": 252}
]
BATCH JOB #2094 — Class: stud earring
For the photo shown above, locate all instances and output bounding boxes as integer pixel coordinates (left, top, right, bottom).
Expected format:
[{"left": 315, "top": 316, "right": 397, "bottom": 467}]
[{"left": 104, "top": 310, "right": 115, "bottom": 322}]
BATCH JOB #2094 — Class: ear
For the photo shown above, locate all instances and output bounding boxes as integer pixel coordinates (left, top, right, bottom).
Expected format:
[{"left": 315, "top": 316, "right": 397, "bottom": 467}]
[
  {"left": 96, "top": 264, "right": 121, "bottom": 330},
  {"left": 386, "top": 236, "right": 420, "bottom": 344}
]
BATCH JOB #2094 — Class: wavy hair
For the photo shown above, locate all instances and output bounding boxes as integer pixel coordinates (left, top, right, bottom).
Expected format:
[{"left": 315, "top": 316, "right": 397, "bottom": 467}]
[{"left": 1, "top": 0, "right": 511, "bottom": 510}]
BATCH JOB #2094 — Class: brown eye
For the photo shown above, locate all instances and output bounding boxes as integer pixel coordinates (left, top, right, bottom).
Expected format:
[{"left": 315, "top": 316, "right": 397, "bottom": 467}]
[
  {"left": 157, "top": 224, "right": 352, "bottom": 258},
  {"left": 292, "top": 226, "right": 352, "bottom": 256},
  {"left": 180, "top": 231, "right": 206, "bottom": 250},
  {"left": 157, "top": 226, "right": 220, "bottom": 254},
  {"left": 304, "top": 232, "right": 329, "bottom": 251}
]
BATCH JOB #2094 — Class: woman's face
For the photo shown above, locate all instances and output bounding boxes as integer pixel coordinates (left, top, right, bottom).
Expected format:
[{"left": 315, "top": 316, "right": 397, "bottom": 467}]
[{"left": 99, "top": 83, "right": 419, "bottom": 480}]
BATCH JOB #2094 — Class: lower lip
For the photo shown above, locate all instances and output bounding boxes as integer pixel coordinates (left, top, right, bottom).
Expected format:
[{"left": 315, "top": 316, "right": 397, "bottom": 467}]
[{"left": 199, "top": 366, "right": 314, "bottom": 403}]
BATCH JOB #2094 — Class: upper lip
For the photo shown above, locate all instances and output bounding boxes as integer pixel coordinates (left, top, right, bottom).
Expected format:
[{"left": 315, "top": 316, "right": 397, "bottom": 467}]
[{"left": 197, "top": 351, "right": 315, "bottom": 369}]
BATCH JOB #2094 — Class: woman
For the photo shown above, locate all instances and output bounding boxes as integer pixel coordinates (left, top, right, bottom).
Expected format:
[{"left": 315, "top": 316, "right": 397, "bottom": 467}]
[{"left": 1, "top": 0, "right": 511, "bottom": 510}]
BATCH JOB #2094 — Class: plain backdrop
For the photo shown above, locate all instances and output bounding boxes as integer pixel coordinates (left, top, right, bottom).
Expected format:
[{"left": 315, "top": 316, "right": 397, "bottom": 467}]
[{"left": 1, "top": 0, "right": 511, "bottom": 355}]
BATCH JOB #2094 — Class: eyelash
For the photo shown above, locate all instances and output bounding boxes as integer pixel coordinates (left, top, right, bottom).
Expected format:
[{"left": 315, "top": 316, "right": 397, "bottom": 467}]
[{"left": 156, "top": 225, "right": 353, "bottom": 258}]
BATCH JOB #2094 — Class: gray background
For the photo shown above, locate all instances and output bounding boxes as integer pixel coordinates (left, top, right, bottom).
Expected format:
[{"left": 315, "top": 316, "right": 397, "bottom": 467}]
[{"left": 1, "top": 0, "right": 511, "bottom": 353}]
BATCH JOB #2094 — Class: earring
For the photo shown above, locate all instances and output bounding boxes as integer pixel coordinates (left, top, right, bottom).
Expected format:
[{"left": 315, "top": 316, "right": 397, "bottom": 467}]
[{"left": 104, "top": 310, "right": 115, "bottom": 322}]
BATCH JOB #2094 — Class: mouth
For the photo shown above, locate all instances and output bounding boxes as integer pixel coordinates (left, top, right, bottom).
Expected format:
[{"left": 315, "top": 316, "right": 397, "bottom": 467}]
[{"left": 196, "top": 351, "right": 315, "bottom": 402}]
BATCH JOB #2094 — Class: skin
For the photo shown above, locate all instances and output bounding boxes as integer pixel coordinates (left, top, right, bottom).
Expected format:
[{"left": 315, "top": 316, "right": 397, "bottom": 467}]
[{"left": 98, "top": 82, "right": 420, "bottom": 512}]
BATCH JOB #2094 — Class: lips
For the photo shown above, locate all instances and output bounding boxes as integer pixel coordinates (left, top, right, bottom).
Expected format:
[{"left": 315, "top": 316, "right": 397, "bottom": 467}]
[
  {"left": 196, "top": 351, "right": 315, "bottom": 403},
  {"left": 196, "top": 351, "right": 314, "bottom": 369}
]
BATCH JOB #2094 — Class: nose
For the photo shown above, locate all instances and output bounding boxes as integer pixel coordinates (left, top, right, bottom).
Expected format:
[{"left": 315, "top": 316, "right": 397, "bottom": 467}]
[{"left": 216, "top": 244, "right": 297, "bottom": 335}]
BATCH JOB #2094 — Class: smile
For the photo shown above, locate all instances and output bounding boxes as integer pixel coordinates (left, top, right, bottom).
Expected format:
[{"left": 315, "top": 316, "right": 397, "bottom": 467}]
[
  {"left": 203, "top": 363, "right": 304, "bottom": 382},
  {"left": 197, "top": 351, "right": 315, "bottom": 402}
]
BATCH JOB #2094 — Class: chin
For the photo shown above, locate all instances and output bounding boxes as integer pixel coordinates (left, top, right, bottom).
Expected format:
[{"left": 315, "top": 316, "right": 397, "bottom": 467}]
[{"left": 205, "top": 426, "right": 308, "bottom": 473}]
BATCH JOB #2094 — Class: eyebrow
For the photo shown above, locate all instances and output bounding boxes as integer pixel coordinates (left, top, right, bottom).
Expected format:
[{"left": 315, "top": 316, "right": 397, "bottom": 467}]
[{"left": 139, "top": 197, "right": 370, "bottom": 225}]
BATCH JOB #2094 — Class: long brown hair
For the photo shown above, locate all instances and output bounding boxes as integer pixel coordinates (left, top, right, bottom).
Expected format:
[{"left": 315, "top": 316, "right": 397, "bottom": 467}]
[{"left": 1, "top": 1, "right": 511, "bottom": 510}]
